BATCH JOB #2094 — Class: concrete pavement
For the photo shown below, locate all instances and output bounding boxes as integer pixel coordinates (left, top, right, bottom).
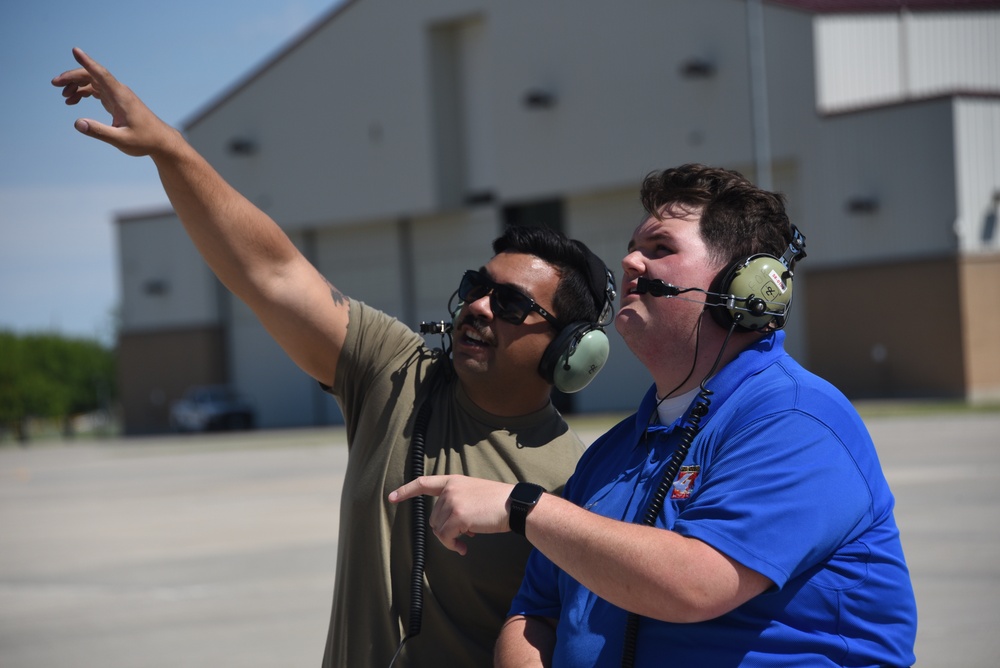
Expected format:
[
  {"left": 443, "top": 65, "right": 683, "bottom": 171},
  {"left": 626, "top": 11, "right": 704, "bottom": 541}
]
[{"left": 1, "top": 410, "right": 997, "bottom": 666}]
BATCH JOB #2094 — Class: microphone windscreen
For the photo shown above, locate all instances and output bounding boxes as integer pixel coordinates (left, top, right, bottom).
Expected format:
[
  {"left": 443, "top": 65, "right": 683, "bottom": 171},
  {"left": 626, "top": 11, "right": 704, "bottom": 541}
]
[{"left": 635, "top": 277, "right": 680, "bottom": 297}]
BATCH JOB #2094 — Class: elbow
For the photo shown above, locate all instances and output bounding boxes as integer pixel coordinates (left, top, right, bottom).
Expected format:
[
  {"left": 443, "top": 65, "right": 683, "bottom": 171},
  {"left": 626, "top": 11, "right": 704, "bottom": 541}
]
[
  {"left": 672, "top": 599, "right": 733, "bottom": 624},
  {"left": 645, "top": 596, "right": 728, "bottom": 625}
]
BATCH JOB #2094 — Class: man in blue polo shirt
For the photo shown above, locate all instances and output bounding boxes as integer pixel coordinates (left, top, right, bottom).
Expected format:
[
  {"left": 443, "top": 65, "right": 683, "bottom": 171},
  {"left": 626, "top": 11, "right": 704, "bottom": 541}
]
[{"left": 392, "top": 164, "right": 917, "bottom": 667}]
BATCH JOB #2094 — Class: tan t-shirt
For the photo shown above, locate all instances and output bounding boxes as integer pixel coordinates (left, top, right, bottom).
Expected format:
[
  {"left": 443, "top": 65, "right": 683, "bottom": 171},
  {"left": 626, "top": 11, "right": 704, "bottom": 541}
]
[{"left": 322, "top": 300, "right": 585, "bottom": 667}]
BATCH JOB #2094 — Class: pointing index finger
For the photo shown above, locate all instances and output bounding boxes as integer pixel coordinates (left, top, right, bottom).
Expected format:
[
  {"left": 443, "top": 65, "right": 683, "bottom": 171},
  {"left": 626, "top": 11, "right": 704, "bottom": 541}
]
[
  {"left": 388, "top": 475, "right": 448, "bottom": 503},
  {"left": 72, "top": 47, "right": 115, "bottom": 85}
]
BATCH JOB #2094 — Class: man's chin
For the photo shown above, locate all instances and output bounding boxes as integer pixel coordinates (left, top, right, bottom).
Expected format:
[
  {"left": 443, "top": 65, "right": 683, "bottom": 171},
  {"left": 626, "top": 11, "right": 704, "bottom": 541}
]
[
  {"left": 452, "top": 354, "right": 489, "bottom": 378},
  {"left": 614, "top": 308, "right": 644, "bottom": 336}
]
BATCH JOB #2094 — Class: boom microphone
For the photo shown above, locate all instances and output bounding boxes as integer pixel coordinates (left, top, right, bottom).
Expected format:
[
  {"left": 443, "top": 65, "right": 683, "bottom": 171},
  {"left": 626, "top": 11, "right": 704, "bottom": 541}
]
[
  {"left": 633, "top": 276, "right": 785, "bottom": 319},
  {"left": 419, "top": 321, "right": 452, "bottom": 334},
  {"left": 634, "top": 277, "right": 680, "bottom": 297}
]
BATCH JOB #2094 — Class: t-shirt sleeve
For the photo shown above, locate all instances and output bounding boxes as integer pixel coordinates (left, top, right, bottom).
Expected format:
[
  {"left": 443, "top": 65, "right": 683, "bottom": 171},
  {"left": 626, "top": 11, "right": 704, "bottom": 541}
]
[
  {"left": 328, "top": 299, "right": 425, "bottom": 431},
  {"left": 672, "top": 409, "right": 874, "bottom": 589}
]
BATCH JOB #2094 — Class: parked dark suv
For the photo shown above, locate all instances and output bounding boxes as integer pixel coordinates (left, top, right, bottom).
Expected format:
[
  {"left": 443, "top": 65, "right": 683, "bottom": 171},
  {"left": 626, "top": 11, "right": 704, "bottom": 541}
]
[{"left": 169, "top": 385, "right": 256, "bottom": 432}]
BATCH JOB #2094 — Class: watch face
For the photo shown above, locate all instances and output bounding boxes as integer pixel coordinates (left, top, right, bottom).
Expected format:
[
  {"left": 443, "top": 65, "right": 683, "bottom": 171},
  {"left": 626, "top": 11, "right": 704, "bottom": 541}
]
[{"left": 511, "top": 483, "right": 544, "bottom": 505}]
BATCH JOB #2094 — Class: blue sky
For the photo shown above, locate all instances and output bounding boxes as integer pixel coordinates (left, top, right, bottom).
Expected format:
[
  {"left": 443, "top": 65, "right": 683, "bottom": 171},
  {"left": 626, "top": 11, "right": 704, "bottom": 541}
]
[{"left": 0, "top": 0, "right": 342, "bottom": 345}]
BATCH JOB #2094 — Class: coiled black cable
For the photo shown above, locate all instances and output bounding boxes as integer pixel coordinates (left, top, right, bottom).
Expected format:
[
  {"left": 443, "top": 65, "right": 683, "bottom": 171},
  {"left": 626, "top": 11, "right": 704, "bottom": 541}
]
[
  {"left": 388, "top": 347, "right": 448, "bottom": 668},
  {"left": 619, "top": 321, "right": 736, "bottom": 668},
  {"left": 619, "top": 388, "right": 711, "bottom": 668},
  {"left": 408, "top": 394, "right": 434, "bottom": 632}
]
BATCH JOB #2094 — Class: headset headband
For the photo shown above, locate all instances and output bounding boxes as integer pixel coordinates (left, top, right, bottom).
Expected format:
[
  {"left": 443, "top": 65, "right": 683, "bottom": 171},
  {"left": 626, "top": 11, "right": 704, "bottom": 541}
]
[
  {"left": 575, "top": 241, "right": 617, "bottom": 326},
  {"left": 779, "top": 225, "right": 807, "bottom": 271}
]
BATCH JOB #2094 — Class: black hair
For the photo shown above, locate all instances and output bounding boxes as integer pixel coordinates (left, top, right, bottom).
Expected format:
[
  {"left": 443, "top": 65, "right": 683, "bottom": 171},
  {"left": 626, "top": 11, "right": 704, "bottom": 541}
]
[{"left": 492, "top": 225, "right": 609, "bottom": 328}]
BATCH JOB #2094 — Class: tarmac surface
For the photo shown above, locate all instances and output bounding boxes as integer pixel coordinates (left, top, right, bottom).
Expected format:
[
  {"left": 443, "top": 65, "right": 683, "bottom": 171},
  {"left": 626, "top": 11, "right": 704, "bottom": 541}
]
[{"left": 1, "top": 408, "right": 998, "bottom": 667}]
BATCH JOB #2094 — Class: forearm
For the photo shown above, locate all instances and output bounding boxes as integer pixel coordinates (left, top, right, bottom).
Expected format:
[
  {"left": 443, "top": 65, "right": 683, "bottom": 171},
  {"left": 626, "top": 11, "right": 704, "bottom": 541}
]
[
  {"left": 390, "top": 475, "right": 770, "bottom": 622},
  {"left": 53, "top": 47, "right": 346, "bottom": 384},
  {"left": 524, "top": 494, "right": 769, "bottom": 622},
  {"left": 151, "top": 135, "right": 346, "bottom": 384},
  {"left": 151, "top": 135, "right": 305, "bottom": 303},
  {"left": 56, "top": 47, "right": 306, "bottom": 303},
  {"left": 495, "top": 616, "right": 555, "bottom": 668}
]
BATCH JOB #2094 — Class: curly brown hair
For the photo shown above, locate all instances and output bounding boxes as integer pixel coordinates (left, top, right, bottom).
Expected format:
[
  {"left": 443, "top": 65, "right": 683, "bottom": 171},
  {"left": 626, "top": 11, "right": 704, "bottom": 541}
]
[{"left": 639, "top": 164, "right": 794, "bottom": 268}]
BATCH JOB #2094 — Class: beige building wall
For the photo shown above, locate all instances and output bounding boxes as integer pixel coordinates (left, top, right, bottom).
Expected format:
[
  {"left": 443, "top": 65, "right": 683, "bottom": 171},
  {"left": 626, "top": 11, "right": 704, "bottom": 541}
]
[
  {"left": 960, "top": 254, "right": 1000, "bottom": 402},
  {"left": 806, "top": 256, "right": 967, "bottom": 399}
]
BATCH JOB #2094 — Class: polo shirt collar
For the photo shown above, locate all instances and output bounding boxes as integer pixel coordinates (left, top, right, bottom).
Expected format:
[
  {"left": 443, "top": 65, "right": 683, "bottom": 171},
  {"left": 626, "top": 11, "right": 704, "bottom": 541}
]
[{"left": 631, "top": 330, "right": 787, "bottom": 439}]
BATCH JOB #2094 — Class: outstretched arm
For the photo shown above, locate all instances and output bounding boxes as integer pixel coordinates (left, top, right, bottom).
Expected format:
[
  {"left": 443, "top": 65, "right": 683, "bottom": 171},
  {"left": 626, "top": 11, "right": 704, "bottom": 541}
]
[
  {"left": 52, "top": 48, "right": 348, "bottom": 386},
  {"left": 389, "top": 475, "right": 772, "bottom": 623}
]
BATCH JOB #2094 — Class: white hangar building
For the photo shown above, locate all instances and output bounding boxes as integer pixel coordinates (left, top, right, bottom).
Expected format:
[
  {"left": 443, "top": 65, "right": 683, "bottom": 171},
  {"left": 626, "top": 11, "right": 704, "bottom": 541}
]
[{"left": 115, "top": 0, "right": 1000, "bottom": 434}]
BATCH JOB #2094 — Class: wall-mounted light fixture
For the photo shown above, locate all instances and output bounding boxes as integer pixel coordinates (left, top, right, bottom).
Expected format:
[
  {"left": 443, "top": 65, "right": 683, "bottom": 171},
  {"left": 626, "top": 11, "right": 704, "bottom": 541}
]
[
  {"left": 228, "top": 137, "right": 258, "bottom": 156},
  {"left": 464, "top": 190, "right": 496, "bottom": 206},
  {"left": 143, "top": 279, "right": 170, "bottom": 296},
  {"left": 679, "top": 58, "right": 716, "bottom": 79},
  {"left": 846, "top": 195, "right": 880, "bottom": 215},
  {"left": 523, "top": 88, "right": 557, "bottom": 109}
]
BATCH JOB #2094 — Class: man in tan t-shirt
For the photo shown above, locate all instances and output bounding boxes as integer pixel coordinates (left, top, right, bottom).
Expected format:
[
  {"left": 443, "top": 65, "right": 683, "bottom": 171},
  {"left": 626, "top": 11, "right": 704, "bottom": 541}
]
[{"left": 53, "top": 48, "right": 616, "bottom": 667}]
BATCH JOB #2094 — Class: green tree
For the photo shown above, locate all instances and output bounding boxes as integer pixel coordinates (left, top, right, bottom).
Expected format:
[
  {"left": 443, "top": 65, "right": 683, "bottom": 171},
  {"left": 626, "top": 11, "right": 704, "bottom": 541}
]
[{"left": 0, "top": 331, "right": 116, "bottom": 442}]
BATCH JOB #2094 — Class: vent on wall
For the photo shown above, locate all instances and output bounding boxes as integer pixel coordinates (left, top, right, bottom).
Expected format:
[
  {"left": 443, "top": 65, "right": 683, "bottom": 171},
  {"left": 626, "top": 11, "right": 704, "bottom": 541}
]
[
  {"left": 523, "top": 88, "right": 557, "bottom": 109},
  {"left": 846, "top": 195, "right": 879, "bottom": 215}
]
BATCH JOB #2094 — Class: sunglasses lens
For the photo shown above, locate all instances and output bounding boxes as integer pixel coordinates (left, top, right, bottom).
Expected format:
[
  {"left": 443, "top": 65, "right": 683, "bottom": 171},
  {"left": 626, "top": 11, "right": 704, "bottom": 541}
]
[
  {"left": 457, "top": 270, "right": 539, "bottom": 325},
  {"left": 458, "top": 271, "right": 488, "bottom": 302},
  {"left": 492, "top": 286, "right": 532, "bottom": 324}
]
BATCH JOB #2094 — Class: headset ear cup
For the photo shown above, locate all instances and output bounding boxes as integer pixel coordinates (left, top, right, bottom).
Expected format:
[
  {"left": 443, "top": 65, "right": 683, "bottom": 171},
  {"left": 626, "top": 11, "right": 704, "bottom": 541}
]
[
  {"left": 708, "top": 261, "right": 740, "bottom": 330},
  {"left": 539, "top": 324, "right": 610, "bottom": 394},
  {"left": 710, "top": 255, "right": 794, "bottom": 332},
  {"left": 538, "top": 324, "right": 580, "bottom": 386}
]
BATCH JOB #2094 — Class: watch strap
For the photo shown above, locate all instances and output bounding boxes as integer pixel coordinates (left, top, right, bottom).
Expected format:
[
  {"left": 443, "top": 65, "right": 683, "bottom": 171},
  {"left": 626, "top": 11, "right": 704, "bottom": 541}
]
[{"left": 508, "top": 482, "right": 545, "bottom": 536}]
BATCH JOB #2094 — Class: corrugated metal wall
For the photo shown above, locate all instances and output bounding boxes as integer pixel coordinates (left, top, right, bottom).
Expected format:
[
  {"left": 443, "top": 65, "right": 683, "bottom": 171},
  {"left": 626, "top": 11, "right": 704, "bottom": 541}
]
[{"left": 814, "top": 10, "right": 1000, "bottom": 113}]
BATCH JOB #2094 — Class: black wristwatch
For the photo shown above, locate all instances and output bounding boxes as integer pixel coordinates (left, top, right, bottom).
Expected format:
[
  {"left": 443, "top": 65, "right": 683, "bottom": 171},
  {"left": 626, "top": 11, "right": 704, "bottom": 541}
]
[{"left": 508, "top": 482, "right": 545, "bottom": 536}]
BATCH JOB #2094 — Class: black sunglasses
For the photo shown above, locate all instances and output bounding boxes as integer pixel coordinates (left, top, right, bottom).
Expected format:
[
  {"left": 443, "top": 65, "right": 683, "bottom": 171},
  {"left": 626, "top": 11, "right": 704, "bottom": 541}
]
[{"left": 457, "top": 270, "right": 560, "bottom": 328}]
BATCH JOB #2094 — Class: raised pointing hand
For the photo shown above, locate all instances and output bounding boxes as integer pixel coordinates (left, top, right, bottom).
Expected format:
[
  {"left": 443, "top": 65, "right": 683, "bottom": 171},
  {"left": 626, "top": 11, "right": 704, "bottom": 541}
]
[{"left": 52, "top": 47, "right": 178, "bottom": 157}]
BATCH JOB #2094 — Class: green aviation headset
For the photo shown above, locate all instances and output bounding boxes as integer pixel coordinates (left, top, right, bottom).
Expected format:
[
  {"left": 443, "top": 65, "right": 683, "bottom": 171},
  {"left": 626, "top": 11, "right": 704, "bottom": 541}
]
[
  {"left": 707, "top": 224, "right": 808, "bottom": 332},
  {"left": 537, "top": 245, "right": 617, "bottom": 393}
]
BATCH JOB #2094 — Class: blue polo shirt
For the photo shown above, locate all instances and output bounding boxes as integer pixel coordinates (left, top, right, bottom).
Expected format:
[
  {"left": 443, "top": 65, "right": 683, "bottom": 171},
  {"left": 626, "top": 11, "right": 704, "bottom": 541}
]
[{"left": 511, "top": 331, "right": 917, "bottom": 666}]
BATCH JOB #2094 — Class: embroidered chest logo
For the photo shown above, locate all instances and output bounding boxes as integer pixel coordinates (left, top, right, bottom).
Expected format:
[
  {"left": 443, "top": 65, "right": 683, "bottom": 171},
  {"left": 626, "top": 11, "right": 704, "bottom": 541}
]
[{"left": 670, "top": 465, "right": 701, "bottom": 500}]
